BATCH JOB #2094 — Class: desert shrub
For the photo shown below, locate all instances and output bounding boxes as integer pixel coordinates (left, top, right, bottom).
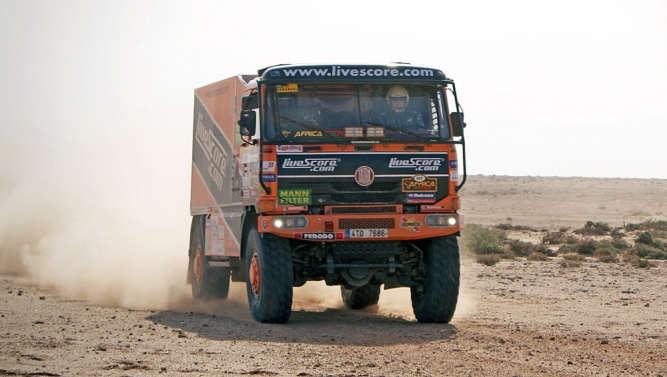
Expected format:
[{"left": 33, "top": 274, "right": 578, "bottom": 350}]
[
  {"left": 625, "top": 220, "right": 667, "bottom": 232},
  {"left": 610, "top": 227, "right": 625, "bottom": 238},
  {"left": 508, "top": 239, "right": 535, "bottom": 257},
  {"left": 636, "top": 232, "right": 653, "bottom": 245},
  {"left": 560, "top": 259, "right": 582, "bottom": 268},
  {"left": 563, "top": 254, "right": 586, "bottom": 261},
  {"left": 622, "top": 252, "right": 638, "bottom": 263},
  {"left": 596, "top": 253, "right": 619, "bottom": 263},
  {"left": 652, "top": 239, "right": 667, "bottom": 251},
  {"left": 576, "top": 239, "right": 600, "bottom": 255},
  {"left": 574, "top": 221, "right": 610, "bottom": 236},
  {"left": 495, "top": 223, "right": 535, "bottom": 231},
  {"left": 632, "top": 244, "right": 667, "bottom": 260},
  {"left": 609, "top": 238, "right": 630, "bottom": 250},
  {"left": 649, "top": 229, "right": 667, "bottom": 240},
  {"left": 630, "top": 258, "right": 656, "bottom": 268},
  {"left": 558, "top": 244, "right": 578, "bottom": 254},
  {"left": 542, "top": 232, "right": 565, "bottom": 245},
  {"left": 527, "top": 252, "right": 549, "bottom": 261},
  {"left": 477, "top": 254, "right": 501, "bottom": 266},
  {"left": 463, "top": 225, "right": 506, "bottom": 255},
  {"left": 543, "top": 233, "right": 580, "bottom": 246}
]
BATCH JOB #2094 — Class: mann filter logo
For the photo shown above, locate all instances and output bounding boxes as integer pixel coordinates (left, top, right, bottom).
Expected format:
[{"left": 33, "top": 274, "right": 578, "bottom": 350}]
[
  {"left": 278, "top": 189, "right": 312, "bottom": 205},
  {"left": 282, "top": 158, "right": 339, "bottom": 172},
  {"left": 402, "top": 175, "right": 437, "bottom": 192},
  {"left": 388, "top": 157, "right": 443, "bottom": 171},
  {"left": 195, "top": 113, "right": 228, "bottom": 190}
]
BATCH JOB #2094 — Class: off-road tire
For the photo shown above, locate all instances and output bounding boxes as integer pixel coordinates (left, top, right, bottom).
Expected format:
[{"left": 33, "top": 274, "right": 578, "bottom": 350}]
[
  {"left": 341, "top": 285, "right": 381, "bottom": 310},
  {"left": 411, "top": 236, "right": 460, "bottom": 323},
  {"left": 245, "top": 227, "right": 293, "bottom": 324},
  {"left": 189, "top": 217, "right": 230, "bottom": 300}
]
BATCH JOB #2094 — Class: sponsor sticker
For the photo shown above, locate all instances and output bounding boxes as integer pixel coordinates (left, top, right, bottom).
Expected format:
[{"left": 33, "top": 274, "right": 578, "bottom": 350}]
[
  {"left": 262, "top": 174, "right": 276, "bottom": 182},
  {"left": 402, "top": 175, "right": 437, "bottom": 192},
  {"left": 450, "top": 160, "right": 458, "bottom": 169},
  {"left": 281, "top": 157, "right": 339, "bottom": 172},
  {"left": 294, "top": 232, "right": 342, "bottom": 240},
  {"left": 261, "top": 219, "right": 269, "bottom": 230},
  {"left": 279, "top": 206, "right": 308, "bottom": 211},
  {"left": 276, "top": 145, "right": 303, "bottom": 153},
  {"left": 389, "top": 157, "right": 444, "bottom": 172},
  {"left": 400, "top": 216, "right": 422, "bottom": 232},
  {"left": 421, "top": 205, "right": 446, "bottom": 210},
  {"left": 276, "top": 83, "right": 298, "bottom": 92},
  {"left": 262, "top": 161, "right": 276, "bottom": 172},
  {"left": 407, "top": 193, "right": 436, "bottom": 203},
  {"left": 451, "top": 171, "right": 458, "bottom": 182},
  {"left": 294, "top": 130, "right": 322, "bottom": 137},
  {"left": 278, "top": 189, "right": 312, "bottom": 205}
]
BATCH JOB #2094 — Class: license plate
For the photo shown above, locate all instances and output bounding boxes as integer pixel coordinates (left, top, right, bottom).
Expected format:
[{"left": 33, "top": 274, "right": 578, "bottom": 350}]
[{"left": 345, "top": 229, "right": 388, "bottom": 238}]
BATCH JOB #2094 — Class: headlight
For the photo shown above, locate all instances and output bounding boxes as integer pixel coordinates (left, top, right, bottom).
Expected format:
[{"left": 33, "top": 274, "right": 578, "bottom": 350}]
[
  {"left": 273, "top": 216, "right": 308, "bottom": 229},
  {"left": 425, "top": 214, "right": 458, "bottom": 228}
]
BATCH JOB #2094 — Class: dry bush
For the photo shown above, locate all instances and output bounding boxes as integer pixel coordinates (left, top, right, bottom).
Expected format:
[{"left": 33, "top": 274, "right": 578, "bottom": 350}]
[
  {"left": 576, "top": 239, "right": 600, "bottom": 255},
  {"left": 463, "top": 224, "right": 506, "bottom": 255},
  {"left": 558, "top": 244, "right": 578, "bottom": 254},
  {"left": 596, "top": 254, "right": 619, "bottom": 263},
  {"left": 631, "top": 258, "right": 656, "bottom": 268},
  {"left": 527, "top": 252, "right": 549, "bottom": 261},
  {"left": 563, "top": 254, "right": 586, "bottom": 261},
  {"left": 574, "top": 221, "right": 610, "bottom": 236},
  {"left": 477, "top": 254, "right": 501, "bottom": 266},
  {"left": 508, "top": 239, "right": 535, "bottom": 257},
  {"left": 560, "top": 260, "right": 582, "bottom": 268},
  {"left": 542, "top": 232, "right": 566, "bottom": 245}
]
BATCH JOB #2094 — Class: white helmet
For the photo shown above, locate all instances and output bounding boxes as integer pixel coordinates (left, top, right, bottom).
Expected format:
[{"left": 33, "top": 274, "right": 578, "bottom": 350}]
[{"left": 386, "top": 85, "right": 409, "bottom": 112}]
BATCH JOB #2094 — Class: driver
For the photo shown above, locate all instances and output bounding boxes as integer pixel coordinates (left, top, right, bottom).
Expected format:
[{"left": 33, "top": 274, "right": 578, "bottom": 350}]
[{"left": 377, "top": 85, "right": 425, "bottom": 129}]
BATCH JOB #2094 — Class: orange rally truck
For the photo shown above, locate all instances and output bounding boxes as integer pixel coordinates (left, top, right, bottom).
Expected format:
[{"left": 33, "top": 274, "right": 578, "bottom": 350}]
[{"left": 188, "top": 63, "right": 467, "bottom": 323}]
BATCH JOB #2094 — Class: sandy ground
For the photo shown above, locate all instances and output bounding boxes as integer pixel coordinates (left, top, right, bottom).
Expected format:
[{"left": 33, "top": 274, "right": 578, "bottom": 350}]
[{"left": 2, "top": 175, "right": 667, "bottom": 376}]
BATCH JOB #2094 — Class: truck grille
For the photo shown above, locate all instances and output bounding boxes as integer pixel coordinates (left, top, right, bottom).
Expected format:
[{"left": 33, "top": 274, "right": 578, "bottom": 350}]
[
  {"left": 339, "top": 218, "right": 396, "bottom": 229},
  {"left": 331, "top": 182, "right": 399, "bottom": 192},
  {"left": 329, "top": 206, "right": 398, "bottom": 214},
  {"left": 331, "top": 193, "right": 397, "bottom": 203}
]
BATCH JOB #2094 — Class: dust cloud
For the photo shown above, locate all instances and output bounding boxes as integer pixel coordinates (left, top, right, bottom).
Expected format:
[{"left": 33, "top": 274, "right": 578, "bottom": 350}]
[{"left": 0, "top": 113, "right": 192, "bottom": 311}]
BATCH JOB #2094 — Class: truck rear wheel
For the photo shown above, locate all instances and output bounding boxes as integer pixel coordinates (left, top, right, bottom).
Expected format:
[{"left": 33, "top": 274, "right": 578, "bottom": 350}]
[
  {"left": 245, "top": 227, "right": 293, "bottom": 324},
  {"left": 411, "top": 236, "right": 460, "bottom": 323},
  {"left": 341, "top": 285, "right": 381, "bottom": 310},
  {"left": 189, "top": 218, "right": 230, "bottom": 300}
]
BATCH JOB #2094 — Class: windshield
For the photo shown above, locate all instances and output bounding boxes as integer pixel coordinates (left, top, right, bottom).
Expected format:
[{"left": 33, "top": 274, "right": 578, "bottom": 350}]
[{"left": 263, "top": 83, "right": 450, "bottom": 142}]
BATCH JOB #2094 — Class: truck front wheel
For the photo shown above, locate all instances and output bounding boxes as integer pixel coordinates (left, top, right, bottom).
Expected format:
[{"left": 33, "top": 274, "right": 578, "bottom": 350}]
[
  {"left": 341, "top": 285, "right": 381, "bottom": 310},
  {"left": 189, "top": 218, "right": 230, "bottom": 300},
  {"left": 411, "top": 236, "right": 460, "bottom": 323},
  {"left": 245, "top": 227, "right": 293, "bottom": 324}
]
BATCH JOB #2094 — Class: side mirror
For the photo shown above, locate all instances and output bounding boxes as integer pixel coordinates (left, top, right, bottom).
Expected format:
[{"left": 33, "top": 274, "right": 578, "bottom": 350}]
[
  {"left": 238, "top": 110, "right": 257, "bottom": 137},
  {"left": 451, "top": 112, "right": 466, "bottom": 137},
  {"left": 242, "top": 94, "right": 259, "bottom": 110}
]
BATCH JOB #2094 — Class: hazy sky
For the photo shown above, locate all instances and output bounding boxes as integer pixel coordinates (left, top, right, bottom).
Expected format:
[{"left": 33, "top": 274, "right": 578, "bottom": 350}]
[
  {"left": 0, "top": 1, "right": 666, "bottom": 307},
  {"left": 2, "top": 1, "right": 666, "bottom": 182}
]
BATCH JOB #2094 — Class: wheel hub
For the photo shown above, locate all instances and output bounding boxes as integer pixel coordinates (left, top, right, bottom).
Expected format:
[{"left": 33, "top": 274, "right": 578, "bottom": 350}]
[
  {"left": 249, "top": 254, "right": 261, "bottom": 296},
  {"left": 193, "top": 247, "right": 203, "bottom": 284}
]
